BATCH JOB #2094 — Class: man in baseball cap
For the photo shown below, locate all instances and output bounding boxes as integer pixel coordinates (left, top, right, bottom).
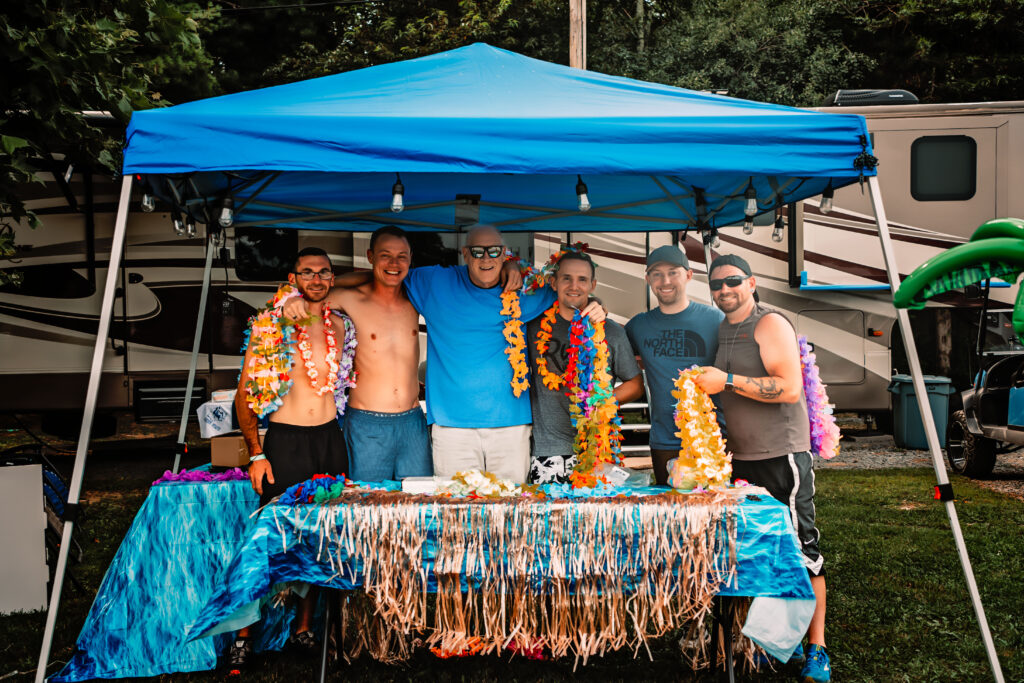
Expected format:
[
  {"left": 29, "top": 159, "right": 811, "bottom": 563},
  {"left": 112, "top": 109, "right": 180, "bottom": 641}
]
[{"left": 625, "top": 244, "right": 724, "bottom": 485}]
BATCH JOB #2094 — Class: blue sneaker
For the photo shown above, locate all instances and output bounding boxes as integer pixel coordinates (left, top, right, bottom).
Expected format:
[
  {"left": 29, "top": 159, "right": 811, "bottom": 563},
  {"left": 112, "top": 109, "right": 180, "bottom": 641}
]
[{"left": 801, "top": 644, "right": 831, "bottom": 682}]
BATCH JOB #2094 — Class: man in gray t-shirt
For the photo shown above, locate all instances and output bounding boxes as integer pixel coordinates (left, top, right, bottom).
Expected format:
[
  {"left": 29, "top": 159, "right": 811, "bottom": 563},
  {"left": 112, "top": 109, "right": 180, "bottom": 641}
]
[
  {"left": 625, "top": 245, "right": 724, "bottom": 485},
  {"left": 527, "top": 251, "right": 643, "bottom": 484}
]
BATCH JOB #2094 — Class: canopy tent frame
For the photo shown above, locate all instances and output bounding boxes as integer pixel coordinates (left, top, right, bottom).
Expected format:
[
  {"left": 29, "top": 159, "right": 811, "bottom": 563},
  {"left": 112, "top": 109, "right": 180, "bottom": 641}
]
[{"left": 35, "top": 43, "right": 1005, "bottom": 681}]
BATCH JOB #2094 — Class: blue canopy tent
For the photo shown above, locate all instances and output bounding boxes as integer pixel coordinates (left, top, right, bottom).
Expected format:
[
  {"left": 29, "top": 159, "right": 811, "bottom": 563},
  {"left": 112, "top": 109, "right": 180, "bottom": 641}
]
[{"left": 36, "top": 43, "right": 1003, "bottom": 681}]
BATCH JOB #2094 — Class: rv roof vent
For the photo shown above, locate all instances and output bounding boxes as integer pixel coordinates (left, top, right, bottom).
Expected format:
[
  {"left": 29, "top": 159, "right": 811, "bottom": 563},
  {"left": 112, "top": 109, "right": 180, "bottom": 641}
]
[{"left": 823, "top": 89, "right": 919, "bottom": 106}]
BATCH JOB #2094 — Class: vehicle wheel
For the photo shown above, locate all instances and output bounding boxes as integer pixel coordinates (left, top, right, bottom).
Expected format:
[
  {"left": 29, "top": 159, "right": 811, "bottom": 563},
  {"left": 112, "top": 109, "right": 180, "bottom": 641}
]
[{"left": 946, "top": 410, "right": 997, "bottom": 478}]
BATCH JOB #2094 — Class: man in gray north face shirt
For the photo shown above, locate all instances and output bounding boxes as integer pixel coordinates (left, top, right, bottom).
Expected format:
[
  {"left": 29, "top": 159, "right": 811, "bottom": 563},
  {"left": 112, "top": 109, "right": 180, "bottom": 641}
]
[{"left": 526, "top": 251, "right": 643, "bottom": 484}]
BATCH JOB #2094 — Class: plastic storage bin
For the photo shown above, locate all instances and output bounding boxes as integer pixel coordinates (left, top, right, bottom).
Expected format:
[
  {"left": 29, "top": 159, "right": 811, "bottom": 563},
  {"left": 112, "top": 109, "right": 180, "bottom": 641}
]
[{"left": 887, "top": 374, "right": 955, "bottom": 449}]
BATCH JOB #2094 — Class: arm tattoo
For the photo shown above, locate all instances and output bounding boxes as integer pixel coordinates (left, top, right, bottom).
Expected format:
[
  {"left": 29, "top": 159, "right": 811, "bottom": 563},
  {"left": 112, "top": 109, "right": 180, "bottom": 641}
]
[{"left": 745, "top": 376, "right": 783, "bottom": 400}]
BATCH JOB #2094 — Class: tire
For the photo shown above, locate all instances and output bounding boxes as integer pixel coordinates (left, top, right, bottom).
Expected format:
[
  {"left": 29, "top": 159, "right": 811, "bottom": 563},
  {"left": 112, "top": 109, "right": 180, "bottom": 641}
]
[{"left": 946, "top": 410, "right": 997, "bottom": 478}]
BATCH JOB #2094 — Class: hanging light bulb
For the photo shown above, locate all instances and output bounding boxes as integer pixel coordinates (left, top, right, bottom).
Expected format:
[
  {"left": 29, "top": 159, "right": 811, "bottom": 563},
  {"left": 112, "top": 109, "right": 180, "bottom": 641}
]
[
  {"left": 185, "top": 217, "right": 197, "bottom": 238},
  {"left": 819, "top": 181, "right": 834, "bottom": 214},
  {"left": 217, "top": 196, "right": 234, "bottom": 228},
  {"left": 742, "top": 216, "right": 754, "bottom": 235},
  {"left": 772, "top": 215, "right": 785, "bottom": 243},
  {"left": 171, "top": 209, "right": 185, "bottom": 236},
  {"left": 744, "top": 180, "right": 758, "bottom": 217},
  {"left": 390, "top": 173, "right": 404, "bottom": 213},
  {"left": 712, "top": 231, "right": 721, "bottom": 248},
  {"left": 141, "top": 193, "right": 156, "bottom": 213},
  {"left": 576, "top": 175, "right": 591, "bottom": 212}
]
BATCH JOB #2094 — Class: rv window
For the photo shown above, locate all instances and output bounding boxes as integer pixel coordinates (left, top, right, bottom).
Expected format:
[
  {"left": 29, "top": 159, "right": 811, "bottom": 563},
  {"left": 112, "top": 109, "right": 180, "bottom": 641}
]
[
  {"left": 910, "top": 135, "right": 976, "bottom": 201},
  {"left": 234, "top": 228, "right": 298, "bottom": 282},
  {"left": 0, "top": 264, "right": 95, "bottom": 298}
]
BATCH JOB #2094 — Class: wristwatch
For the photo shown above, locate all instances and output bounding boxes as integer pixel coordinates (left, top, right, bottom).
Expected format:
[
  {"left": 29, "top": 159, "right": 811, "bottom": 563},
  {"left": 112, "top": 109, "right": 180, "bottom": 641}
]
[{"left": 724, "top": 373, "right": 735, "bottom": 392}]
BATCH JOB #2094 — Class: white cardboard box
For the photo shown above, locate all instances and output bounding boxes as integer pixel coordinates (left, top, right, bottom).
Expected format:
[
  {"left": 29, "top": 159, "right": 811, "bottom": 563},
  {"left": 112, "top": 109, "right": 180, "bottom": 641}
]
[{"left": 0, "top": 464, "right": 48, "bottom": 614}]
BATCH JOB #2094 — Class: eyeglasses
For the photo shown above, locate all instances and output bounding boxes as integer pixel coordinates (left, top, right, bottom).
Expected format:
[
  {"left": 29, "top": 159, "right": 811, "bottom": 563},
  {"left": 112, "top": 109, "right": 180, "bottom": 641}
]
[
  {"left": 467, "top": 245, "right": 505, "bottom": 259},
  {"left": 709, "top": 275, "right": 748, "bottom": 291},
  {"left": 294, "top": 269, "right": 333, "bottom": 281}
]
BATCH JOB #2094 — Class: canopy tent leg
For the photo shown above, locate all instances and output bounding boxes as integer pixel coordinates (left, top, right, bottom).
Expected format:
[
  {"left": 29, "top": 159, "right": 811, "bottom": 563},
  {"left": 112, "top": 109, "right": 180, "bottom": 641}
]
[
  {"left": 35, "top": 175, "right": 134, "bottom": 683},
  {"left": 172, "top": 233, "right": 217, "bottom": 473},
  {"left": 868, "top": 175, "right": 1005, "bottom": 682}
]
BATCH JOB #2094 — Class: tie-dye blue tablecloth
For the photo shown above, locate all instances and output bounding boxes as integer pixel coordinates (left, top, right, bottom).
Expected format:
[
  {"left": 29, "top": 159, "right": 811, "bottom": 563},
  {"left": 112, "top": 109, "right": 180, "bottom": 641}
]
[
  {"left": 54, "top": 483, "right": 814, "bottom": 681},
  {"left": 53, "top": 480, "right": 292, "bottom": 682}
]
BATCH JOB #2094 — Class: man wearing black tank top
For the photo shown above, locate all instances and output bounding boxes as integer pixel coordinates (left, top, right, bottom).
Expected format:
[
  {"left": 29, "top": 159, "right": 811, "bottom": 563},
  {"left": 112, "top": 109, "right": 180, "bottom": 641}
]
[{"left": 694, "top": 254, "right": 831, "bottom": 683}]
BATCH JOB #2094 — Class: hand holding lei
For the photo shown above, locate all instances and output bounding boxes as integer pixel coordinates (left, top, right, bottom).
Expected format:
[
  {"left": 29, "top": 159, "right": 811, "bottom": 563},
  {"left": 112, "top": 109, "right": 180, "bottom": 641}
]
[{"left": 669, "top": 367, "right": 731, "bottom": 490}]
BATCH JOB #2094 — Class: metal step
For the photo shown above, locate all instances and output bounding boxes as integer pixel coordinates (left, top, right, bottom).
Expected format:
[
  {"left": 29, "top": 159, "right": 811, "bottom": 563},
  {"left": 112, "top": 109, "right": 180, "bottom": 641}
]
[
  {"left": 620, "top": 402, "right": 648, "bottom": 410},
  {"left": 619, "top": 423, "right": 650, "bottom": 431},
  {"left": 620, "top": 444, "right": 652, "bottom": 453}
]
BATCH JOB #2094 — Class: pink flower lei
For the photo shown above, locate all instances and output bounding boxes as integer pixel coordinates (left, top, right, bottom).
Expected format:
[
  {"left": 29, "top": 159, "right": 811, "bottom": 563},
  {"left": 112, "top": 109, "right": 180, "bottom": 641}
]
[{"left": 798, "top": 334, "right": 841, "bottom": 458}]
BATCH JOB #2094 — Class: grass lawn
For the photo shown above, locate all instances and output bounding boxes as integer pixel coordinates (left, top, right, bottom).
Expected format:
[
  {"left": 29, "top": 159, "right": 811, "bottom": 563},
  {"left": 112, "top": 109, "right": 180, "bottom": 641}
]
[{"left": 2, "top": 467, "right": 1022, "bottom": 681}]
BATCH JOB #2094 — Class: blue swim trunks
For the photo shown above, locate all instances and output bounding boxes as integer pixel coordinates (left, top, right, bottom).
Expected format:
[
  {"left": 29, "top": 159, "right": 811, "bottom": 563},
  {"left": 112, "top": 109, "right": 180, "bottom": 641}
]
[{"left": 344, "top": 406, "right": 432, "bottom": 482}]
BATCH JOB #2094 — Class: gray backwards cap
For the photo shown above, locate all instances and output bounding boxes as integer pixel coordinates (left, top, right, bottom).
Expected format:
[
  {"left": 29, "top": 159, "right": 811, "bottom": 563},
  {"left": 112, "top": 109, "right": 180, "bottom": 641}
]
[
  {"left": 645, "top": 245, "right": 689, "bottom": 271},
  {"left": 708, "top": 253, "right": 752, "bottom": 277}
]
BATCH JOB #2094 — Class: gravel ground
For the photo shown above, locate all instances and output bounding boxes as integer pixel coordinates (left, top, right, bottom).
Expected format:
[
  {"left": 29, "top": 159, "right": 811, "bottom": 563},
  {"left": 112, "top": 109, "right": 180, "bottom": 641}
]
[{"left": 823, "top": 417, "right": 1024, "bottom": 501}]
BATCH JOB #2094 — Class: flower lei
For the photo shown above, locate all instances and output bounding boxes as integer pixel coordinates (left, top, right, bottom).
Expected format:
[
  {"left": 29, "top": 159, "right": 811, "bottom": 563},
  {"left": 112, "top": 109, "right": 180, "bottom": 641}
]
[
  {"left": 502, "top": 242, "right": 590, "bottom": 396},
  {"left": 669, "top": 368, "right": 731, "bottom": 490},
  {"left": 799, "top": 335, "right": 841, "bottom": 458},
  {"left": 533, "top": 301, "right": 567, "bottom": 390},
  {"left": 501, "top": 290, "right": 530, "bottom": 397},
  {"left": 152, "top": 468, "right": 248, "bottom": 486},
  {"left": 296, "top": 302, "right": 339, "bottom": 396},
  {"left": 436, "top": 469, "right": 537, "bottom": 498},
  {"left": 277, "top": 473, "right": 349, "bottom": 505},
  {"left": 564, "top": 310, "right": 624, "bottom": 488},
  {"left": 240, "top": 284, "right": 358, "bottom": 418}
]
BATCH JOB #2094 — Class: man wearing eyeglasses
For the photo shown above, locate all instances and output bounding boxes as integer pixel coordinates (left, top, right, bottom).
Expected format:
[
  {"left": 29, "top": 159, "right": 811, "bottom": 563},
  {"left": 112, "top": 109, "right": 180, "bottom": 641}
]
[
  {"left": 625, "top": 245, "right": 724, "bottom": 485},
  {"left": 402, "top": 225, "right": 603, "bottom": 484},
  {"left": 693, "top": 253, "right": 830, "bottom": 683}
]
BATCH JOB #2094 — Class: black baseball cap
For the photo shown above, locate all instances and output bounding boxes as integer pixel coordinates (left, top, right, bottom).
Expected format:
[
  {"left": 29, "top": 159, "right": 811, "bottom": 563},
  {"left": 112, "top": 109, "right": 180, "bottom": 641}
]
[
  {"left": 646, "top": 245, "right": 690, "bottom": 271},
  {"left": 708, "top": 253, "right": 752, "bottom": 277}
]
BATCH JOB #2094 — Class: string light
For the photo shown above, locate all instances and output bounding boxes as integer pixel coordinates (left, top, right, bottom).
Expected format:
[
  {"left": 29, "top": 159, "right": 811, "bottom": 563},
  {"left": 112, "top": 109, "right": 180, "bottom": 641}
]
[
  {"left": 217, "top": 196, "right": 234, "bottom": 228},
  {"left": 185, "top": 217, "right": 197, "bottom": 238},
  {"left": 141, "top": 194, "right": 156, "bottom": 212},
  {"left": 742, "top": 217, "right": 754, "bottom": 235},
  {"left": 576, "top": 175, "right": 591, "bottom": 212},
  {"left": 772, "top": 214, "right": 785, "bottom": 243},
  {"left": 171, "top": 209, "right": 185, "bottom": 236},
  {"left": 744, "top": 179, "right": 757, "bottom": 217},
  {"left": 819, "top": 181, "right": 834, "bottom": 214},
  {"left": 390, "top": 173, "right": 404, "bottom": 213}
]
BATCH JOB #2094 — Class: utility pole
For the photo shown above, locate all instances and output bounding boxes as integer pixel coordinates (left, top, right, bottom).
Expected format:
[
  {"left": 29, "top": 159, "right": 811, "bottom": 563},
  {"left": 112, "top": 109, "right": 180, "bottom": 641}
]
[{"left": 569, "top": 0, "right": 586, "bottom": 69}]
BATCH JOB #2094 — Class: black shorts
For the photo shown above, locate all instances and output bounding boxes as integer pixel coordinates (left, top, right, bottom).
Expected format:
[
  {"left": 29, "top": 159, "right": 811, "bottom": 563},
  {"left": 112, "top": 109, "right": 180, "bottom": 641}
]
[
  {"left": 260, "top": 419, "right": 348, "bottom": 506},
  {"left": 732, "top": 451, "right": 824, "bottom": 577}
]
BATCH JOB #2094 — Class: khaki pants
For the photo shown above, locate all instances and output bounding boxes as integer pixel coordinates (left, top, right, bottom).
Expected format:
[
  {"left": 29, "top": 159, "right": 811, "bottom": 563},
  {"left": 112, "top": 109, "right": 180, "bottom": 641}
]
[{"left": 431, "top": 424, "right": 531, "bottom": 484}]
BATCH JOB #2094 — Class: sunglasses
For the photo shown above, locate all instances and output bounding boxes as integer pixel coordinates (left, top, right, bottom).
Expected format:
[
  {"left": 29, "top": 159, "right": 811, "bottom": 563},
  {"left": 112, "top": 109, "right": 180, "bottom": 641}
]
[
  {"left": 294, "top": 269, "right": 333, "bottom": 281},
  {"left": 467, "top": 245, "right": 505, "bottom": 259},
  {"left": 709, "top": 275, "right": 749, "bottom": 291}
]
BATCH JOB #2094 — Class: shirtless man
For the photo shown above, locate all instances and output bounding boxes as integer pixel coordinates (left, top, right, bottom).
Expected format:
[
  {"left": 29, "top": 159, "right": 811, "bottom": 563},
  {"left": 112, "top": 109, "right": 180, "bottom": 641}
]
[
  {"left": 231, "top": 246, "right": 349, "bottom": 664},
  {"left": 288, "top": 226, "right": 431, "bottom": 481}
]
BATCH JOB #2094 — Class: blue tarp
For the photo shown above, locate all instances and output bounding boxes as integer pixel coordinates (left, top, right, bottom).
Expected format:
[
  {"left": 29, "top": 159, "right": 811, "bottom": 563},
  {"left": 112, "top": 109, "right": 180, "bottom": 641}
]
[{"left": 125, "top": 43, "right": 875, "bottom": 233}]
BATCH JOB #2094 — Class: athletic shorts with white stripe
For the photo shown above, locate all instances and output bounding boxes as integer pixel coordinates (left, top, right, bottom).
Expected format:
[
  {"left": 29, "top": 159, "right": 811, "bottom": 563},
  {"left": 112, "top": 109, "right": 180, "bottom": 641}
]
[{"left": 732, "top": 451, "right": 824, "bottom": 576}]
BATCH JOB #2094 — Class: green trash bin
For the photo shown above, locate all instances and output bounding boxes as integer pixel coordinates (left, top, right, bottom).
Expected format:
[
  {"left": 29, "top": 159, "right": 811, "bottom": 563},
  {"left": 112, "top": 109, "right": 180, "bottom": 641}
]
[{"left": 887, "top": 374, "right": 956, "bottom": 449}]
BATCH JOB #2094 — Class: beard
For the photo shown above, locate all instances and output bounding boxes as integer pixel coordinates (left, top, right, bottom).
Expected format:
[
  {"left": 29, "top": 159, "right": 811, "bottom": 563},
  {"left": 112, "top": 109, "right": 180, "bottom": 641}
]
[{"left": 298, "top": 282, "right": 330, "bottom": 302}]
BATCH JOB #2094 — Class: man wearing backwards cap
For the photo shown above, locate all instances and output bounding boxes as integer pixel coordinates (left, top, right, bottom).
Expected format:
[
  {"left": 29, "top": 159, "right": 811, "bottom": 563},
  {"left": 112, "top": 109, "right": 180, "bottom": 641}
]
[
  {"left": 624, "top": 244, "right": 724, "bottom": 485},
  {"left": 693, "top": 253, "right": 830, "bottom": 683}
]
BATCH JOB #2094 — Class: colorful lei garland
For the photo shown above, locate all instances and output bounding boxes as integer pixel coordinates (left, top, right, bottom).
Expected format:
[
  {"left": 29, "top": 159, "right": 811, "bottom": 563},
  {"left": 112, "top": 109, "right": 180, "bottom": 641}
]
[
  {"left": 500, "top": 290, "right": 530, "bottom": 397},
  {"left": 798, "top": 335, "right": 841, "bottom": 458},
  {"left": 564, "top": 310, "right": 624, "bottom": 488},
  {"left": 152, "top": 468, "right": 248, "bottom": 486},
  {"left": 240, "top": 284, "right": 357, "bottom": 418},
  {"left": 533, "top": 301, "right": 567, "bottom": 390},
  {"left": 669, "top": 368, "right": 731, "bottom": 490},
  {"left": 277, "top": 473, "right": 350, "bottom": 505}
]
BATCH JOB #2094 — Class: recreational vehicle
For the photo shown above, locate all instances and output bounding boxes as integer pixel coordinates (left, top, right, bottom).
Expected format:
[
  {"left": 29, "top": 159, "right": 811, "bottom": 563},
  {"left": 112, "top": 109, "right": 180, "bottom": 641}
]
[{"left": 2, "top": 101, "right": 1022, "bottom": 430}]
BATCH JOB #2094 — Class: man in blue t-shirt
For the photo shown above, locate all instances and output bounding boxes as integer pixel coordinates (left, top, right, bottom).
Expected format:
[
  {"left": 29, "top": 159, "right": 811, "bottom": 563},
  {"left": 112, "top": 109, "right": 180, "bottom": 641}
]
[
  {"left": 625, "top": 245, "right": 724, "bottom": 485},
  {"left": 403, "top": 225, "right": 604, "bottom": 484}
]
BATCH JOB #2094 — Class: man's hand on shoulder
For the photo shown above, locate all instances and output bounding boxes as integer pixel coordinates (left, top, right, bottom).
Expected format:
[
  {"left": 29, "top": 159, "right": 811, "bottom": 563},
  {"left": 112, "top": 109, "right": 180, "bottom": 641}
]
[
  {"left": 249, "top": 458, "right": 274, "bottom": 496},
  {"left": 281, "top": 296, "right": 311, "bottom": 323},
  {"left": 500, "top": 260, "right": 523, "bottom": 293}
]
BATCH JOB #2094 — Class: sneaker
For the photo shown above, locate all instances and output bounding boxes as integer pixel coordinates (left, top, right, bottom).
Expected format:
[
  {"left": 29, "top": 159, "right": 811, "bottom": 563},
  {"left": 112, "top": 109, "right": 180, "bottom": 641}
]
[
  {"left": 287, "top": 629, "right": 318, "bottom": 653},
  {"left": 801, "top": 644, "right": 831, "bottom": 682},
  {"left": 225, "top": 637, "right": 252, "bottom": 673}
]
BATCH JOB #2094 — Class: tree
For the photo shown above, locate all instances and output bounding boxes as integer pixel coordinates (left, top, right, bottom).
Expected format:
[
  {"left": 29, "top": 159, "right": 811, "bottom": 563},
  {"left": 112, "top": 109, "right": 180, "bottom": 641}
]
[{"left": 1, "top": 0, "right": 218, "bottom": 284}]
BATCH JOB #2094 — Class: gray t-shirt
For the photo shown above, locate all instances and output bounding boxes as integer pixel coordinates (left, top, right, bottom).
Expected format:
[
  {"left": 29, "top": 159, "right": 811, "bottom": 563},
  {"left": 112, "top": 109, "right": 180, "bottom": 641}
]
[
  {"left": 527, "top": 315, "right": 641, "bottom": 459},
  {"left": 625, "top": 302, "right": 724, "bottom": 449}
]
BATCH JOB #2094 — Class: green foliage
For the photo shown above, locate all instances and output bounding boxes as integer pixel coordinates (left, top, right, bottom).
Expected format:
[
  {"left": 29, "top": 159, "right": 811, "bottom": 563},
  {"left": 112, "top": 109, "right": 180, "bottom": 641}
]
[{"left": 0, "top": 0, "right": 218, "bottom": 285}]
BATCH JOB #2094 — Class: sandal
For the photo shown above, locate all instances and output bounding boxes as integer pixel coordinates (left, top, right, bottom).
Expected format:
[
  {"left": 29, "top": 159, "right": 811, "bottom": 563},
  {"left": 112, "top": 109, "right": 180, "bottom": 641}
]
[{"left": 287, "top": 630, "right": 318, "bottom": 653}]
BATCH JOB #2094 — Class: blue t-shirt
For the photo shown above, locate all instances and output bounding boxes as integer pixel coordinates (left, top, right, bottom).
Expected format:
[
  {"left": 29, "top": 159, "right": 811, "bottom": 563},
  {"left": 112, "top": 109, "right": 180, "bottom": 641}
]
[
  {"left": 404, "top": 265, "right": 555, "bottom": 428},
  {"left": 625, "top": 302, "right": 724, "bottom": 449}
]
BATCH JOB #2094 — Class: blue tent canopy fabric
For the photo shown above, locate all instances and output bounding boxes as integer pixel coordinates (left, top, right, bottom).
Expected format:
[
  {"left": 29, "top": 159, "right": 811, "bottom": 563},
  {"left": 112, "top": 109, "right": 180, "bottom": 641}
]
[{"left": 125, "top": 43, "right": 876, "bottom": 233}]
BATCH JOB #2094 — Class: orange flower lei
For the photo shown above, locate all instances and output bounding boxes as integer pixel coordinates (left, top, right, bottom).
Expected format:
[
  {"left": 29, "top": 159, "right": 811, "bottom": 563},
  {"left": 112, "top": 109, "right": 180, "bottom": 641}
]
[
  {"left": 501, "top": 290, "right": 530, "bottom": 397},
  {"left": 668, "top": 368, "right": 731, "bottom": 490},
  {"left": 533, "top": 301, "right": 568, "bottom": 391}
]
